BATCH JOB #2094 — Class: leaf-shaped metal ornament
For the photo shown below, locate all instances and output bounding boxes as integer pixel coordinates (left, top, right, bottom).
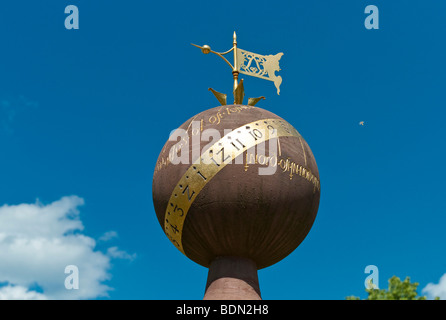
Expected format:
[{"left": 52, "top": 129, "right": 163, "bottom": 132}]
[
  {"left": 234, "top": 79, "right": 245, "bottom": 105},
  {"left": 208, "top": 88, "right": 227, "bottom": 106},
  {"left": 247, "top": 96, "right": 266, "bottom": 106}
]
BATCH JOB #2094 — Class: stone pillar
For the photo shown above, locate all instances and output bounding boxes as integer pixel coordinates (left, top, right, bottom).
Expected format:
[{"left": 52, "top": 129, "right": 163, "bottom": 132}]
[{"left": 203, "top": 256, "right": 261, "bottom": 300}]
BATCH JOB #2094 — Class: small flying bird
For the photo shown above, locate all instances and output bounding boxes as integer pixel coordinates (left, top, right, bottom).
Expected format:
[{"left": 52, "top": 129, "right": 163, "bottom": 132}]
[{"left": 359, "top": 121, "right": 365, "bottom": 126}]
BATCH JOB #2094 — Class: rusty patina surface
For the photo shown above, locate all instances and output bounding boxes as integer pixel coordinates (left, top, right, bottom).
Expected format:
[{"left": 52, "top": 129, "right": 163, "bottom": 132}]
[{"left": 153, "top": 105, "right": 320, "bottom": 269}]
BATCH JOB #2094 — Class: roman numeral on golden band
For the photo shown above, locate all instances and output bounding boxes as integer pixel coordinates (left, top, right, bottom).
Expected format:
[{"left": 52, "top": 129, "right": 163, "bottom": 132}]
[{"left": 164, "top": 118, "right": 301, "bottom": 255}]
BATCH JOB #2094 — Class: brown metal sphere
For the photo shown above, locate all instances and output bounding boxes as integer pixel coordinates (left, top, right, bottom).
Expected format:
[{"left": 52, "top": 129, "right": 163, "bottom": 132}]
[{"left": 152, "top": 105, "right": 320, "bottom": 269}]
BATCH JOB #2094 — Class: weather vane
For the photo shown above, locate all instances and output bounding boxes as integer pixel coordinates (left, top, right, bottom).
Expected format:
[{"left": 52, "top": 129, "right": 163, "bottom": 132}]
[{"left": 191, "top": 32, "right": 284, "bottom": 106}]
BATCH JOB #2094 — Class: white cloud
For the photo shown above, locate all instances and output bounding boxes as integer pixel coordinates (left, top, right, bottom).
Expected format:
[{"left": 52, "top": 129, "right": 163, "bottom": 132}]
[
  {"left": 107, "top": 246, "right": 136, "bottom": 261},
  {"left": 423, "top": 274, "right": 446, "bottom": 300},
  {"left": 99, "top": 231, "right": 118, "bottom": 242},
  {"left": 0, "top": 196, "right": 133, "bottom": 300},
  {"left": 0, "top": 285, "right": 47, "bottom": 300}
]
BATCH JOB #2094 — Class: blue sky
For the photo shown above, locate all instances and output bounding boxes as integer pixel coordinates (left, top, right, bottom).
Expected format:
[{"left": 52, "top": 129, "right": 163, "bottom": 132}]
[{"left": 0, "top": 0, "right": 445, "bottom": 299}]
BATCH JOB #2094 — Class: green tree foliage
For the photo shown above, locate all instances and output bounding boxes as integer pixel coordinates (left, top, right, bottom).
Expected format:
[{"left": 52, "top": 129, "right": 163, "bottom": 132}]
[{"left": 347, "top": 276, "right": 439, "bottom": 300}]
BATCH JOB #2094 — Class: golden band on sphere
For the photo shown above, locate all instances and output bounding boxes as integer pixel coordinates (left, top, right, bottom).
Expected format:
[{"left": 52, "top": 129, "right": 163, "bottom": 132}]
[{"left": 164, "top": 118, "right": 302, "bottom": 254}]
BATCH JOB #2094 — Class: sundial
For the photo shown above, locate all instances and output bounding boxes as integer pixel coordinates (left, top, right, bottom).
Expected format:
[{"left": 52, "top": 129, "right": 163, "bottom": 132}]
[{"left": 152, "top": 32, "right": 320, "bottom": 299}]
